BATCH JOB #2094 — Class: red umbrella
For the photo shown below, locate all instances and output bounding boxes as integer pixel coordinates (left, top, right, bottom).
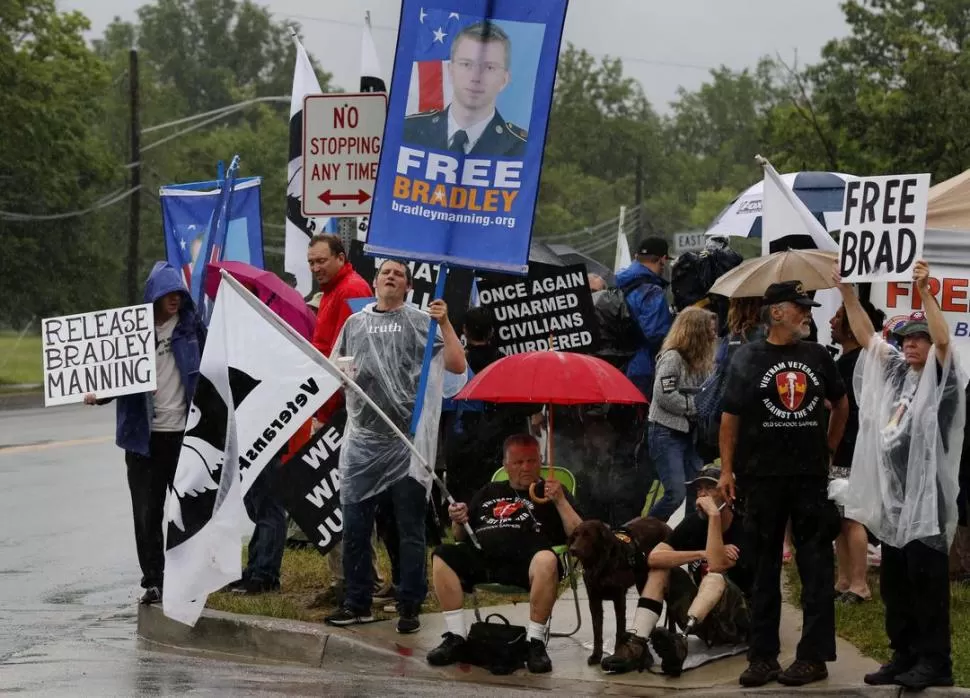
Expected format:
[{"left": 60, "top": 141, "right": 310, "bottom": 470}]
[
  {"left": 205, "top": 261, "right": 316, "bottom": 340},
  {"left": 455, "top": 351, "right": 647, "bottom": 502}
]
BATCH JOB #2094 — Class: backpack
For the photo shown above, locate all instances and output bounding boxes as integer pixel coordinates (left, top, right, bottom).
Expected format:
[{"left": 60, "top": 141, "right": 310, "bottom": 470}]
[
  {"left": 592, "top": 279, "right": 647, "bottom": 370},
  {"left": 671, "top": 248, "right": 743, "bottom": 311}
]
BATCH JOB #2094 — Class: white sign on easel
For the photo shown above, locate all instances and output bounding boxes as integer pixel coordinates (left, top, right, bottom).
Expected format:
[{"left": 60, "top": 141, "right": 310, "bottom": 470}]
[{"left": 838, "top": 174, "right": 931, "bottom": 283}]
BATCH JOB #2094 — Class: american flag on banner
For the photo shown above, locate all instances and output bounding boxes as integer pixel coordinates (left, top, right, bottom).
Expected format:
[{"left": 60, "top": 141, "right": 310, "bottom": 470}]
[{"left": 405, "top": 10, "right": 481, "bottom": 115}]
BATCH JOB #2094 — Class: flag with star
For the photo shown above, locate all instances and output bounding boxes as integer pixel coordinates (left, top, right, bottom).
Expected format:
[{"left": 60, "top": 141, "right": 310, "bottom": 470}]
[
  {"left": 405, "top": 9, "right": 480, "bottom": 114},
  {"left": 160, "top": 178, "right": 265, "bottom": 291}
]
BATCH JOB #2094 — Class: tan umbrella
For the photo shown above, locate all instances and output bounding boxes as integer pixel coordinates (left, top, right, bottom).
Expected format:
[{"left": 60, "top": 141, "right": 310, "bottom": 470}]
[{"left": 709, "top": 248, "right": 837, "bottom": 299}]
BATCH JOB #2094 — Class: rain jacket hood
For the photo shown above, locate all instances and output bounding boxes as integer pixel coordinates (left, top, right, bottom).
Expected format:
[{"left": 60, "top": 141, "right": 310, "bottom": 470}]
[
  {"left": 113, "top": 262, "right": 205, "bottom": 457},
  {"left": 614, "top": 261, "right": 673, "bottom": 381}
]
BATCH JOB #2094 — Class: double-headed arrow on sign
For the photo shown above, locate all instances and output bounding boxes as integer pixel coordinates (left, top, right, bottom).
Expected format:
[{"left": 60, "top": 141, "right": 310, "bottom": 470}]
[{"left": 318, "top": 189, "right": 371, "bottom": 206}]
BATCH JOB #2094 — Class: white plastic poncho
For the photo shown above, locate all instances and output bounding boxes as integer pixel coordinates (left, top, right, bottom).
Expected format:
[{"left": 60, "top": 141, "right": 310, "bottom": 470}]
[
  {"left": 837, "top": 334, "right": 965, "bottom": 552},
  {"left": 332, "top": 303, "right": 455, "bottom": 504}
]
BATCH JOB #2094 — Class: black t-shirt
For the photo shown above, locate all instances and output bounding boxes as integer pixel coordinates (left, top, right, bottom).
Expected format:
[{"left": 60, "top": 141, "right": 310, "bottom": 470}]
[
  {"left": 666, "top": 511, "right": 752, "bottom": 596},
  {"left": 833, "top": 347, "right": 862, "bottom": 469},
  {"left": 468, "top": 480, "right": 576, "bottom": 554},
  {"left": 722, "top": 340, "right": 846, "bottom": 478}
]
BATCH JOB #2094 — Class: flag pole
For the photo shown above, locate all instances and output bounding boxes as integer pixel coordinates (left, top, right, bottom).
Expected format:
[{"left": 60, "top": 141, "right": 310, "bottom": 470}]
[
  {"left": 409, "top": 265, "right": 449, "bottom": 435},
  {"left": 218, "top": 270, "right": 481, "bottom": 549}
]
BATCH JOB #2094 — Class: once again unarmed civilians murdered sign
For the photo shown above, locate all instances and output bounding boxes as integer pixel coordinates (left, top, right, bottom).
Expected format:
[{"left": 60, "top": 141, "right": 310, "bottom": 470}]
[
  {"left": 477, "top": 262, "right": 600, "bottom": 356},
  {"left": 838, "top": 174, "right": 931, "bottom": 283},
  {"left": 42, "top": 304, "right": 156, "bottom": 407}
]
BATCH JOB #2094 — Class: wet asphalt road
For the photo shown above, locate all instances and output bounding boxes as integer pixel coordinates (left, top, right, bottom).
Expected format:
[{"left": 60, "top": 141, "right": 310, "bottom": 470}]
[{"left": 0, "top": 404, "right": 553, "bottom": 697}]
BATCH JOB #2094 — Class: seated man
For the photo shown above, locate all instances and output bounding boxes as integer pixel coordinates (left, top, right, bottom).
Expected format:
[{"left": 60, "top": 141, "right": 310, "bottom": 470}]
[
  {"left": 427, "top": 434, "right": 582, "bottom": 673},
  {"left": 604, "top": 467, "right": 751, "bottom": 676}
]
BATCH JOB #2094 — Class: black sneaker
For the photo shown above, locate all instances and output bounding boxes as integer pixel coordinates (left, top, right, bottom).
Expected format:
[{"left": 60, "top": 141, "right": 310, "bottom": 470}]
[
  {"left": 650, "top": 627, "right": 688, "bottom": 677},
  {"left": 397, "top": 607, "right": 421, "bottom": 634},
  {"left": 139, "top": 586, "right": 162, "bottom": 605},
  {"left": 739, "top": 658, "right": 781, "bottom": 687},
  {"left": 601, "top": 632, "right": 652, "bottom": 674},
  {"left": 864, "top": 652, "right": 917, "bottom": 686},
  {"left": 778, "top": 659, "right": 828, "bottom": 686},
  {"left": 324, "top": 605, "right": 374, "bottom": 626},
  {"left": 224, "top": 578, "right": 246, "bottom": 592},
  {"left": 427, "top": 633, "right": 466, "bottom": 666},
  {"left": 894, "top": 660, "right": 954, "bottom": 690},
  {"left": 233, "top": 578, "right": 280, "bottom": 595},
  {"left": 526, "top": 638, "right": 552, "bottom": 674}
]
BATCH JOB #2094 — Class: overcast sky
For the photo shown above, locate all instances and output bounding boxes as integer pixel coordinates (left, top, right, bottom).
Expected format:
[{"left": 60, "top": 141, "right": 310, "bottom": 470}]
[{"left": 60, "top": 0, "right": 849, "bottom": 113}]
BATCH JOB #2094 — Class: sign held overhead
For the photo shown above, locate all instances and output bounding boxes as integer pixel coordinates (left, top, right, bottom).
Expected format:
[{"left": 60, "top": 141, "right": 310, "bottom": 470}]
[
  {"left": 302, "top": 92, "right": 387, "bottom": 217},
  {"left": 838, "top": 173, "right": 931, "bottom": 283}
]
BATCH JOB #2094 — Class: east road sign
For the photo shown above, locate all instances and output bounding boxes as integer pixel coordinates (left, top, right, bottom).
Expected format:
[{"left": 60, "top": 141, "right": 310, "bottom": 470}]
[{"left": 302, "top": 92, "right": 386, "bottom": 217}]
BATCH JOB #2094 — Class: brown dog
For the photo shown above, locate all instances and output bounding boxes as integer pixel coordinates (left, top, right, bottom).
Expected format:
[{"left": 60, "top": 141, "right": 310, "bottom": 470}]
[{"left": 568, "top": 516, "right": 671, "bottom": 666}]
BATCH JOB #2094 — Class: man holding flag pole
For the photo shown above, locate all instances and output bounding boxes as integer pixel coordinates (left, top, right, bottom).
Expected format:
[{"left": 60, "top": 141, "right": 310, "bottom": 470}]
[{"left": 324, "top": 259, "right": 466, "bottom": 633}]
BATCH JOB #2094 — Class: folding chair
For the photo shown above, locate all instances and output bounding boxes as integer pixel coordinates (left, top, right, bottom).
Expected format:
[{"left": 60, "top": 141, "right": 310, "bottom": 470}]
[{"left": 470, "top": 466, "right": 582, "bottom": 639}]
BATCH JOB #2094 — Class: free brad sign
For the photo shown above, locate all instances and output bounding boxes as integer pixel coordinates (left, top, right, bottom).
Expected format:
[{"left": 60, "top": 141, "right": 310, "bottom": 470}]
[
  {"left": 302, "top": 92, "right": 387, "bottom": 217},
  {"left": 838, "top": 174, "right": 930, "bottom": 283}
]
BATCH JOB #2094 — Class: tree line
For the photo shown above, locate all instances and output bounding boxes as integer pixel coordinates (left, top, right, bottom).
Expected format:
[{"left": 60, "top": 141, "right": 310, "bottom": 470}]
[{"left": 1, "top": 0, "right": 965, "bottom": 326}]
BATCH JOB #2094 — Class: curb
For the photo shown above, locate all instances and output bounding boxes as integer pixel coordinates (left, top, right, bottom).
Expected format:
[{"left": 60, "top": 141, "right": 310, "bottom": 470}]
[
  {"left": 136, "top": 606, "right": 970, "bottom": 696},
  {"left": 0, "top": 390, "right": 43, "bottom": 411}
]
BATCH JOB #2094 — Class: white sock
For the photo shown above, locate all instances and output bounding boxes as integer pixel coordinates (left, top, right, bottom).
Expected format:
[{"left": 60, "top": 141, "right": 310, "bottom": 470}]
[
  {"left": 444, "top": 609, "right": 467, "bottom": 639},
  {"left": 631, "top": 608, "right": 661, "bottom": 638},
  {"left": 527, "top": 620, "right": 547, "bottom": 644}
]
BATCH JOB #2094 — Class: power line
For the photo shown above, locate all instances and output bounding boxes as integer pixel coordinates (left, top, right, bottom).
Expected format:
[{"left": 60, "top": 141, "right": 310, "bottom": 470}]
[
  {"left": 0, "top": 186, "right": 142, "bottom": 222},
  {"left": 142, "top": 96, "right": 290, "bottom": 134}
]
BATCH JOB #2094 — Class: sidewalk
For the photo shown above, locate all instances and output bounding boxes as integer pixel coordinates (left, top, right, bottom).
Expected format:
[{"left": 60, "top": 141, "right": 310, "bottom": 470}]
[{"left": 136, "top": 581, "right": 954, "bottom": 697}]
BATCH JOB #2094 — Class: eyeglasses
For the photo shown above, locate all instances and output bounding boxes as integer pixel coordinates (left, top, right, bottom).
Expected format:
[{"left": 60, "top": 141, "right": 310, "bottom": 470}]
[{"left": 453, "top": 59, "right": 506, "bottom": 74}]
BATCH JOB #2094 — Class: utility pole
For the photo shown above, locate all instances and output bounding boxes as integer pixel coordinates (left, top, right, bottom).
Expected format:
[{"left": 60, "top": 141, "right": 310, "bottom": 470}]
[{"left": 126, "top": 49, "right": 141, "bottom": 305}]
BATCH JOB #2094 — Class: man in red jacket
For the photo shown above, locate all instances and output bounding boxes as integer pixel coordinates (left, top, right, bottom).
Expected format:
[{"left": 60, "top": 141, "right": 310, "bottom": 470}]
[
  {"left": 306, "top": 234, "right": 376, "bottom": 607},
  {"left": 309, "top": 235, "right": 373, "bottom": 358}
]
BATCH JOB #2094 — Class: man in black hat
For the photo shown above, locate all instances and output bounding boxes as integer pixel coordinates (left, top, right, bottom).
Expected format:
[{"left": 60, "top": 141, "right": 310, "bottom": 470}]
[
  {"left": 603, "top": 466, "right": 752, "bottom": 676},
  {"left": 717, "top": 280, "right": 848, "bottom": 688},
  {"left": 613, "top": 236, "right": 674, "bottom": 401}
]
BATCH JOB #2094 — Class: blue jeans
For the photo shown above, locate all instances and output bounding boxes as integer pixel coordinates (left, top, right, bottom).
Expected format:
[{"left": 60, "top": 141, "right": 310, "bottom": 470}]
[
  {"left": 343, "top": 475, "right": 427, "bottom": 613},
  {"left": 243, "top": 461, "right": 287, "bottom": 585},
  {"left": 647, "top": 422, "right": 701, "bottom": 522}
]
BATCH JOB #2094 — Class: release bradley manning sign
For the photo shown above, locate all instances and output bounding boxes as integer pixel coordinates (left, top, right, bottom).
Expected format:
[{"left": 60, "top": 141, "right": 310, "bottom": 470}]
[
  {"left": 477, "top": 262, "right": 600, "bottom": 356},
  {"left": 42, "top": 303, "right": 156, "bottom": 407},
  {"left": 275, "top": 410, "right": 346, "bottom": 557}
]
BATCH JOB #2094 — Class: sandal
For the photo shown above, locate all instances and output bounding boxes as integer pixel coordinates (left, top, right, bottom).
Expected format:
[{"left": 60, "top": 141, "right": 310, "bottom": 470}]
[{"left": 838, "top": 591, "right": 869, "bottom": 604}]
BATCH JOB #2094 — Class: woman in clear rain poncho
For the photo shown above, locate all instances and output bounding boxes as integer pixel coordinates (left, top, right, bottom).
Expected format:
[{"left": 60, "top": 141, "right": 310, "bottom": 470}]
[
  {"left": 323, "top": 259, "right": 466, "bottom": 634},
  {"left": 834, "top": 260, "right": 965, "bottom": 691}
]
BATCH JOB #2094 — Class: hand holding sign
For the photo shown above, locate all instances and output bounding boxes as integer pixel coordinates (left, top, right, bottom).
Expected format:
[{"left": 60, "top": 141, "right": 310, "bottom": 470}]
[
  {"left": 913, "top": 259, "right": 931, "bottom": 293},
  {"left": 427, "top": 299, "right": 451, "bottom": 328}
]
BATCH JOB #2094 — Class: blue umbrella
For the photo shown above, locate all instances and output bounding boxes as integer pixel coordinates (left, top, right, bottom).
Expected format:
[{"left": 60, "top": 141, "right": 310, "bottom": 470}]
[{"left": 706, "top": 171, "right": 854, "bottom": 239}]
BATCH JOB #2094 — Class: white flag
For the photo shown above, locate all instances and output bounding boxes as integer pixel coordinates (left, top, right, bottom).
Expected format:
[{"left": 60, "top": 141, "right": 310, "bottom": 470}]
[
  {"left": 162, "top": 274, "right": 342, "bottom": 626},
  {"left": 614, "top": 231, "right": 632, "bottom": 273},
  {"left": 286, "top": 34, "right": 330, "bottom": 295},
  {"left": 759, "top": 156, "right": 841, "bottom": 347},
  {"left": 760, "top": 158, "right": 839, "bottom": 257}
]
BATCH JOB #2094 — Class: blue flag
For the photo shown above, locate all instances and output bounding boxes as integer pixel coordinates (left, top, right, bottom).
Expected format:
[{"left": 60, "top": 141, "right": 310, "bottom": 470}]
[
  {"left": 365, "top": 0, "right": 568, "bottom": 274},
  {"left": 161, "top": 176, "right": 265, "bottom": 299}
]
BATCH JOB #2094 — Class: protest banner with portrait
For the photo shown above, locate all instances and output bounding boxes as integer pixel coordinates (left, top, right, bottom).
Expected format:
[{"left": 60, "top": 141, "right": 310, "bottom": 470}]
[
  {"left": 838, "top": 174, "right": 931, "bottom": 283},
  {"left": 476, "top": 262, "right": 600, "bottom": 356},
  {"left": 42, "top": 304, "right": 156, "bottom": 407},
  {"left": 365, "top": 0, "right": 569, "bottom": 274}
]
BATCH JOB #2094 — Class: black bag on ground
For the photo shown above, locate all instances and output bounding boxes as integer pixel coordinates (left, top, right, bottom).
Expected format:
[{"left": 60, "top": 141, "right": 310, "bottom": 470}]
[{"left": 462, "top": 613, "right": 528, "bottom": 675}]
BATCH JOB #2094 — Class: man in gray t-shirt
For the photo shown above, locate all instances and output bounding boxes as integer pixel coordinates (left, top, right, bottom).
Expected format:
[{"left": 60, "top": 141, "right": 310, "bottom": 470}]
[{"left": 325, "top": 260, "right": 466, "bottom": 634}]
